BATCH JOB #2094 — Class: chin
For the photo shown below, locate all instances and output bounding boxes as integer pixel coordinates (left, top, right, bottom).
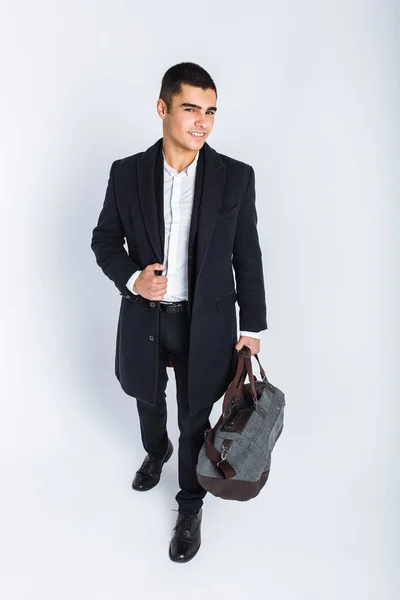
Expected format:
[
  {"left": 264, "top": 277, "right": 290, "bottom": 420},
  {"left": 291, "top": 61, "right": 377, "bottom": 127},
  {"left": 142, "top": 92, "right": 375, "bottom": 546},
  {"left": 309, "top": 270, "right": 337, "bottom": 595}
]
[{"left": 189, "top": 137, "right": 206, "bottom": 149}]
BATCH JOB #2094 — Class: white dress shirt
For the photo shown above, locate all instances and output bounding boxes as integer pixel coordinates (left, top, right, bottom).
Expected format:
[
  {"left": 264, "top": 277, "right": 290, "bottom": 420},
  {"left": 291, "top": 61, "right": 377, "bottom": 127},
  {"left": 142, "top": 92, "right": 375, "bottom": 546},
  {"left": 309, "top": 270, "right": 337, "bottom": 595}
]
[{"left": 126, "top": 150, "right": 261, "bottom": 339}]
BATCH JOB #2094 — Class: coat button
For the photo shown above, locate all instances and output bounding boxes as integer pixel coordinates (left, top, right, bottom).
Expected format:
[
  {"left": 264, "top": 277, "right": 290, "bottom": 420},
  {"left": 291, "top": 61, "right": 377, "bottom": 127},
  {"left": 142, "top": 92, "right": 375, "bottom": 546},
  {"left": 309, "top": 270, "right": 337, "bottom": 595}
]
[
  {"left": 149, "top": 302, "right": 155, "bottom": 307},
  {"left": 149, "top": 335, "right": 155, "bottom": 342},
  {"left": 125, "top": 294, "right": 130, "bottom": 299}
]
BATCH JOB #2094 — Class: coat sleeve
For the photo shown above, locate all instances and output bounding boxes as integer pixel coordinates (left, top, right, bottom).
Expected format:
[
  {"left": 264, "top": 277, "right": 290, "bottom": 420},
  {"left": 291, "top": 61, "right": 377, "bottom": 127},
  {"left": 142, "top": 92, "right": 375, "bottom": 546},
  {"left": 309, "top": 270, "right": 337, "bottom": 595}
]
[
  {"left": 91, "top": 160, "right": 141, "bottom": 296},
  {"left": 232, "top": 166, "right": 268, "bottom": 332}
]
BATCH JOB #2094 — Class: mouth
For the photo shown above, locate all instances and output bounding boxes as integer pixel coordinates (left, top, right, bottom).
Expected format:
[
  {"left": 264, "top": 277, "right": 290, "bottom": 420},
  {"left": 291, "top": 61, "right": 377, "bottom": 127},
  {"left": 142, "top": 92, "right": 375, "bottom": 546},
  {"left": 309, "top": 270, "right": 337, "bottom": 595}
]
[{"left": 189, "top": 132, "right": 206, "bottom": 138}]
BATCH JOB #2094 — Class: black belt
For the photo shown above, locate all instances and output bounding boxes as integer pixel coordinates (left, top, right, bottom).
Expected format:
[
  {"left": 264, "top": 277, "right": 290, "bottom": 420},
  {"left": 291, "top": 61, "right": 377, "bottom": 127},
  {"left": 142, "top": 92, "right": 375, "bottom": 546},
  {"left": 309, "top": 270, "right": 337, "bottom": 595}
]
[{"left": 159, "top": 301, "right": 188, "bottom": 314}]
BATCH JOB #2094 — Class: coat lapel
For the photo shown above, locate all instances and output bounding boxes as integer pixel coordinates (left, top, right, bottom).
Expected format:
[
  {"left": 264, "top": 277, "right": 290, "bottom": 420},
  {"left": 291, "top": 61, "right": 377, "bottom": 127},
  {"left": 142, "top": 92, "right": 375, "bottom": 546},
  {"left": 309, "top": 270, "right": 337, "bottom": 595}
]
[
  {"left": 136, "top": 138, "right": 164, "bottom": 264},
  {"left": 136, "top": 137, "right": 225, "bottom": 279},
  {"left": 195, "top": 142, "right": 225, "bottom": 277},
  {"left": 154, "top": 145, "right": 164, "bottom": 257}
]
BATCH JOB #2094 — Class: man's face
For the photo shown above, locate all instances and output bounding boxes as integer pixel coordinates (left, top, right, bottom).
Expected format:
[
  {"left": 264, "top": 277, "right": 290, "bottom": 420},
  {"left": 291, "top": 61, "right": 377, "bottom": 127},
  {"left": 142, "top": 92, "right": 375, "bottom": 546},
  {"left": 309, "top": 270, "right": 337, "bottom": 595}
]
[{"left": 158, "top": 84, "right": 217, "bottom": 151}]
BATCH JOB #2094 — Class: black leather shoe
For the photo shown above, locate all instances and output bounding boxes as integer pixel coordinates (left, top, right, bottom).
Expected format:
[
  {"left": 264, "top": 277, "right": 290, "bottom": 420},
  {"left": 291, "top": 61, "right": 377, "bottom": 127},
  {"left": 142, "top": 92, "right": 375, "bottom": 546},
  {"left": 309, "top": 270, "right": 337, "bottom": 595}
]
[
  {"left": 169, "top": 508, "right": 202, "bottom": 563},
  {"left": 131, "top": 438, "right": 173, "bottom": 491}
]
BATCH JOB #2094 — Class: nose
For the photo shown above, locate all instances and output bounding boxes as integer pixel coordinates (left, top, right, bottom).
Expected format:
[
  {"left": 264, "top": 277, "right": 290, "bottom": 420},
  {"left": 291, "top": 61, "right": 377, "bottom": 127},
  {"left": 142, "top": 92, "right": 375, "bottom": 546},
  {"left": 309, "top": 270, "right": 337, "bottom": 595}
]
[{"left": 194, "top": 113, "right": 207, "bottom": 129}]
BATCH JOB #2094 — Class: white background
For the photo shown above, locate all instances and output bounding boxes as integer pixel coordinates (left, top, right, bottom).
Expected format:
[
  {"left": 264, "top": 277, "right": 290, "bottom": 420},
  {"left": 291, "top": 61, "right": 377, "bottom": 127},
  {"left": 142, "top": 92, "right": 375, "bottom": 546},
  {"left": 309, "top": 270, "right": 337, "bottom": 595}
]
[{"left": 0, "top": 1, "right": 398, "bottom": 598}]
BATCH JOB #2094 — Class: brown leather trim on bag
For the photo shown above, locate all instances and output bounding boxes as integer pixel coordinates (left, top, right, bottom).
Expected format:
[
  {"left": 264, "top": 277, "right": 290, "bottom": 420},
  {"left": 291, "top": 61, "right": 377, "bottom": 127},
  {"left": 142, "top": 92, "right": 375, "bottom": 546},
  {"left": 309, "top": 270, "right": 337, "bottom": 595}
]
[
  {"left": 197, "top": 470, "right": 270, "bottom": 501},
  {"left": 221, "top": 406, "right": 253, "bottom": 433}
]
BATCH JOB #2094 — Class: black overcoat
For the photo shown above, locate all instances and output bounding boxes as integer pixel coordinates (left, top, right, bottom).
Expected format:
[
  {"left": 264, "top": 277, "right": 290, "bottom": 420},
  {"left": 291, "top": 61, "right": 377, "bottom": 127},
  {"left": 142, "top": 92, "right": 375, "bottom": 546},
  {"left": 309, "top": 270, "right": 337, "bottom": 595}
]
[{"left": 91, "top": 137, "right": 267, "bottom": 415}]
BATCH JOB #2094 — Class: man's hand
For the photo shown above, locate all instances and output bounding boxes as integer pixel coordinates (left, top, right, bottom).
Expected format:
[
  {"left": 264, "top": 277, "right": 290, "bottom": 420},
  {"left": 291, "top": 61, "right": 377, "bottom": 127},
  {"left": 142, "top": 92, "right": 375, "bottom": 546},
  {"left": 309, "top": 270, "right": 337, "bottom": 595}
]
[
  {"left": 235, "top": 336, "right": 260, "bottom": 356},
  {"left": 133, "top": 263, "right": 168, "bottom": 301}
]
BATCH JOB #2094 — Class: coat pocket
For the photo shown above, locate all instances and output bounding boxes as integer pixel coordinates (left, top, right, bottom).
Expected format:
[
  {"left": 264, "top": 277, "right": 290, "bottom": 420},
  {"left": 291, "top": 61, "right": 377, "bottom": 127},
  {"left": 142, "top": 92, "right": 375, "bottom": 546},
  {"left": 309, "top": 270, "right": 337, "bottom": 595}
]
[
  {"left": 216, "top": 289, "right": 237, "bottom": 312},
  {"left": 216, "top": 204, "right": 239, "bottom": 221}
]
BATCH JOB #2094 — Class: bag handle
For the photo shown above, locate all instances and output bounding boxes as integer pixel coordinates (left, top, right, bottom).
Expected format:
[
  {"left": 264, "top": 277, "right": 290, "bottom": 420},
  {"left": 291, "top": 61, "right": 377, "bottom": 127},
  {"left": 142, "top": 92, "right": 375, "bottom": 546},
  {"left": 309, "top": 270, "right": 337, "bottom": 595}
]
[
  {"left": 222, "top": 346, "right": 267, "bottom": 415},
  {"left": 203, "top": 346, "right": 268, "bottom": 478}
]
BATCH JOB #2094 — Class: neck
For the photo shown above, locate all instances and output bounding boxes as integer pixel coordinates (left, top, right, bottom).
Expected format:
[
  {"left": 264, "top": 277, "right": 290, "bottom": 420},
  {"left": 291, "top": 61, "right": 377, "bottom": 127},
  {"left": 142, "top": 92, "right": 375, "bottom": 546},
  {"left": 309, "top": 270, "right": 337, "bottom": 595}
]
[{"left": 162, "top": 137, "right": 199, "bottom": 173}]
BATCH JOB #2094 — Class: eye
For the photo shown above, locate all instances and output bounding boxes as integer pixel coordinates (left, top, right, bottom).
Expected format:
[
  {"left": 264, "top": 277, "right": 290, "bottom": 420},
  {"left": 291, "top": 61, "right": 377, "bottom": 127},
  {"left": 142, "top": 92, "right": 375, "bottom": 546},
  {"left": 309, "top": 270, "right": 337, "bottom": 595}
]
[{"left": 184, "top": 108, "right": 215, "bottom": 115}]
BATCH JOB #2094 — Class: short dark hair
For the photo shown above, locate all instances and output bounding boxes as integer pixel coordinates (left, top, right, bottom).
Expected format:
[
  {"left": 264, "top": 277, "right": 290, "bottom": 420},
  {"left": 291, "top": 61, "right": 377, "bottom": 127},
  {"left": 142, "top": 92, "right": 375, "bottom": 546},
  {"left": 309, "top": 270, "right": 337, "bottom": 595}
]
[{"left": 159, "top": 62, "right": 217, "bottom": 112}]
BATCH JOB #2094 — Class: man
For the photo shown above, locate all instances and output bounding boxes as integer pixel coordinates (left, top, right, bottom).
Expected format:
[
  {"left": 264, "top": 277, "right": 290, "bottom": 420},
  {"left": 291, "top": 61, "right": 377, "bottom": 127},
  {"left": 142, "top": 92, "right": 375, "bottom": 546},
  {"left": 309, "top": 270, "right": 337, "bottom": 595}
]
[{"left": 91, "top": 62, "right": 267, "bottom": 563}]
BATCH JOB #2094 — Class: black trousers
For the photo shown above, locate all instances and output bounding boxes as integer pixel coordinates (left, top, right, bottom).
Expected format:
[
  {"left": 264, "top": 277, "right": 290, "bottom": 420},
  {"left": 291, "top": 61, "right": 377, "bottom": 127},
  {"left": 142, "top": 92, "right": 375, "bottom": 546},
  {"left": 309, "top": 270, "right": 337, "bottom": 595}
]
[{"left": 136, "top": 302, "right": 213, "bottom": 515}]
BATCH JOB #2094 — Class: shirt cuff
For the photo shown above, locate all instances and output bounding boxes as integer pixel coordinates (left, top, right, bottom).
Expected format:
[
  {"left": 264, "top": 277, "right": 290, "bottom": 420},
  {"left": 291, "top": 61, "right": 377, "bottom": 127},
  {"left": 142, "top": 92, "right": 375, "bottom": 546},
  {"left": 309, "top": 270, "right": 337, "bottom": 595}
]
[
  {"left": 240, "top": 331, "right": 261, "bottom": 339},
  {"left": 126, "top": 270, "right": 142, "bottom": 295}
]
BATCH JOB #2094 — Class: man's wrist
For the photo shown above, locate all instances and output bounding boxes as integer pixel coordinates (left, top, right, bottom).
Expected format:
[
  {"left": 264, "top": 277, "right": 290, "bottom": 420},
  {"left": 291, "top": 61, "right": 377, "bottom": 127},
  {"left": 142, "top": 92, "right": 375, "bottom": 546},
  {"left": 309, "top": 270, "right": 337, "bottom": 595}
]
[
  {"left": 240, "top": 330, "right": 261, "bottom": 339},
  {"left": 126, "top": 270, "right": 142, "bottom": 295}
]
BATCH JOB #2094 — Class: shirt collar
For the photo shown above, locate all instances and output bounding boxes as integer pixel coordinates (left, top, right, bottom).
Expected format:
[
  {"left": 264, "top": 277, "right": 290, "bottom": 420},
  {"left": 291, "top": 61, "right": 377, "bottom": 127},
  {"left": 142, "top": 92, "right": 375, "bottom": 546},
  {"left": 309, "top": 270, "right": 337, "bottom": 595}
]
[{"left": 162, "top": 149, "right": 199, "bottom": 178}]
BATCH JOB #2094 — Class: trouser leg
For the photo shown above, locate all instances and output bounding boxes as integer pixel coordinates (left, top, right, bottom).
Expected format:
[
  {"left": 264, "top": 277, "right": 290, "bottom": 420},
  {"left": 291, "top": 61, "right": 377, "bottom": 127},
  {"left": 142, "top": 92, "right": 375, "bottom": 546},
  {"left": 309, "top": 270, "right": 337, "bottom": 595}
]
[
  {"left": 175, "top": 374, "right": 213, "bottom": 514},
  {"left": 135, "top": 343, "right": 169, "bottom": 460},
  {"left": 161, "top": 307, "right": 213, "bottom": 514}
]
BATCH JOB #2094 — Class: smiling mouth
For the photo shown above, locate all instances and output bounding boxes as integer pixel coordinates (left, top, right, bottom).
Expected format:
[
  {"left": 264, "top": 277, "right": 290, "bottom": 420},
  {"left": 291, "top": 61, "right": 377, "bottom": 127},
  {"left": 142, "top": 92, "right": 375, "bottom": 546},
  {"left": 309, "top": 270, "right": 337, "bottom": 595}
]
[{"left": 189, "top": 132, "right": 205, "bottom": 137}]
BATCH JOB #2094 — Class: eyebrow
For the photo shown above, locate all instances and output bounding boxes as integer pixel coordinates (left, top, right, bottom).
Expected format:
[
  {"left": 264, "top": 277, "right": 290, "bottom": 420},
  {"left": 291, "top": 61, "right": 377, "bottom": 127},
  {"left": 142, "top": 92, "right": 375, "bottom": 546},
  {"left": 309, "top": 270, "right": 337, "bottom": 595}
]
[{"left": 180, "top": 102, "right": 217, "bottom": 112}]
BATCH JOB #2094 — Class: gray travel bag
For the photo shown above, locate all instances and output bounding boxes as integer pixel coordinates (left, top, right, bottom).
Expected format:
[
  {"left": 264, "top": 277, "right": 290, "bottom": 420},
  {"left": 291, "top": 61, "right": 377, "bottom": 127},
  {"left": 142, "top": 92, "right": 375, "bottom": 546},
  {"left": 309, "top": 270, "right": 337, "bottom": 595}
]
[{"left": 196, "top": 346, "right": 285, "bottom": 501}]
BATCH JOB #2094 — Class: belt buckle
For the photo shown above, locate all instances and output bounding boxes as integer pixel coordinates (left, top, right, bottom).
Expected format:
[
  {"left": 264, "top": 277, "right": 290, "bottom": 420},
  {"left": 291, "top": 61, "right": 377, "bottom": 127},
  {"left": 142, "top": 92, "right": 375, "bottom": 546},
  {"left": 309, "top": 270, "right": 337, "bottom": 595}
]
[
  {"left": 160, "top": 302, "right": 173, "bottom": 312},
  {"left": 161, "top": 301, "right": 186, "bottom": 313},
  {"left": 164, "top": 302, "right": 178, "bottom": 313}
]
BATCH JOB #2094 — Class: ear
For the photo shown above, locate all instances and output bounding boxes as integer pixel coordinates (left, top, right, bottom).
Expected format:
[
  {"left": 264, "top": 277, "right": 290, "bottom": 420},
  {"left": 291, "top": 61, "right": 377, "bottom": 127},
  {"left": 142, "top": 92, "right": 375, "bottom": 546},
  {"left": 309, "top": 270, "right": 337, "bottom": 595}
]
[{"left": 156, "top": 98, "right": 167, "bottom": 119}]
